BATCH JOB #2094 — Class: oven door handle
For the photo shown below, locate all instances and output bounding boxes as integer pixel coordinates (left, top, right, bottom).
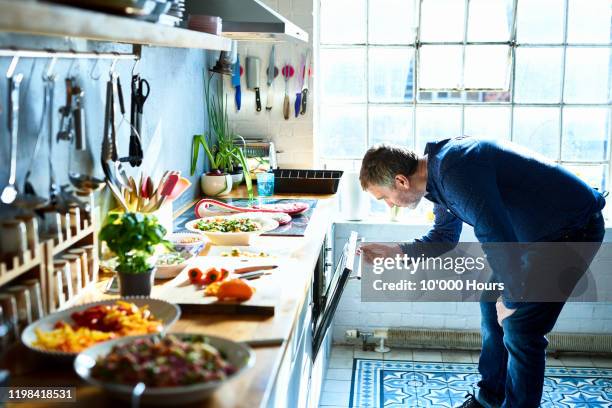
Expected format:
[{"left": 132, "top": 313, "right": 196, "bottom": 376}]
[{"left": 312, "top": 231, "right": 358, "bottom": 359}]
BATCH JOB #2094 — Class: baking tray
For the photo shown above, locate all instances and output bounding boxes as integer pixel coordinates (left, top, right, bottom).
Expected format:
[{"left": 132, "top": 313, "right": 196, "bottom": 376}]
[{"left": 273, "top": 169, "right": 343, "bottom": 194}]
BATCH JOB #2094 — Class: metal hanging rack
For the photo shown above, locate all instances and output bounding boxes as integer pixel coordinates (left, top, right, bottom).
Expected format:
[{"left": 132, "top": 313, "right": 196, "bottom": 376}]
[{"left": 0, "top": 47, "right": 140, "bottom": 61}]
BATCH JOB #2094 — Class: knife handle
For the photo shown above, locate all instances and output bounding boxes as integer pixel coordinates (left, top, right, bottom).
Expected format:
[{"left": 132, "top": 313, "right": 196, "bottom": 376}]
[
  {"left": 265, "top": 85, "right": 273, "bottom": 111},
  {"left": 235, "top": 85, "right": 241, "bottom": 111},
  {"left": 255, "top": 88, "right": 261, "bottom": 112},
  {"left": 294, "top": 93, "right": 301, "bottom": 118},
  {"left": 283, "top": 94, "right": 290, "bottom": 120},
  {"left": 300, "top": 89, "right": 308, "bottom": 115}
]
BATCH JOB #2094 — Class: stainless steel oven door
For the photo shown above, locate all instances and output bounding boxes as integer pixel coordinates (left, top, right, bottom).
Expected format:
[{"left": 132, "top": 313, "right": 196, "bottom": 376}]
[{"left": 312, "top": 231, "right": 358, "bottom": 359}]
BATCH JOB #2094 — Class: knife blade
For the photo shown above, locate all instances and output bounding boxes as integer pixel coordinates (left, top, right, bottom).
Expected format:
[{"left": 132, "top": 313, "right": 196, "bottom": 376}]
[
  {"left": 300, "top": 49, "right": 311, "bottom": 115},
  {"left": 295, "top": 52, "right": 306, "bottom": 118},
  {"left": 232, "top": 54, "right": 241, "bottom": 111},
  {"left": 265, "top": 45, "right": 276, "bottom": 112}
]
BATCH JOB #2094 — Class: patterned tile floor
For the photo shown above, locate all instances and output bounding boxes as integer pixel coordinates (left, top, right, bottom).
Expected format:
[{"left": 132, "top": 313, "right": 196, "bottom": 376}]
[{"left": 319, "top": 347, "right": 612, "bottom": 408}]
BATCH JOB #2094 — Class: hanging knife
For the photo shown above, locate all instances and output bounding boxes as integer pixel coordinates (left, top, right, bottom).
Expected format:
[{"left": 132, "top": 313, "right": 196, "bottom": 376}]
[
  {"left": 265, "top": 45, "right": 276, "bottom": 112},
  {"left": 300, "top": 49, "right": 311, "bottom": 115},
  {"left": 294, "top": 52, "right": 306, "bottom": 118},
  {"left": 232, "top": 54, "right": 241, "bottom": 111}
]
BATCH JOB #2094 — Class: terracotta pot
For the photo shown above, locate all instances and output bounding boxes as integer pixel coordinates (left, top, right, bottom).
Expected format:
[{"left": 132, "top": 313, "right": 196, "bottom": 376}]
[
  {"left": 200, "top": 173, "right": 233, "bottom": 196},
  {"left": 117, "top": 268, "right": 155, "bottom": 297}
]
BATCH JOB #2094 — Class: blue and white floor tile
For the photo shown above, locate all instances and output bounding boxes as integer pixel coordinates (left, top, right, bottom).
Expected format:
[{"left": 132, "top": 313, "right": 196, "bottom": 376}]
[{"left": 349, "top": 359, "right": 612, "bottom": 408}]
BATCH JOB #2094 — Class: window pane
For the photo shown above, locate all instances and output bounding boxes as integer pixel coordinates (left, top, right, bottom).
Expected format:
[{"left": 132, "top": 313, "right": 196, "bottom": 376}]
[
  {"left": 562, "top": 107, "right": 610, "bottom": 162},
  {"left": 419, "top": 45, "right": 462, "bottom": 89},
  {"left": 415, "top": 106, "right": 462, "bottom": 152},
  {"left": 513, "top": 107, "right": 560, "bottom": 160},
  {"left": 467, "top": 0, "right": 513, "bottom": 42},
  {"left": 420, "top": 0, "right": 466, "bottom": 42},
  {"left": 563, "top": 164, "right": 608, "bottom": 191},
  {"left": 567, "top": 0, "right": 612, "bottom": 44},
  {"left": 369, "top": 48, "right": 415, "bottom": 102},
  {"left": 464, "top": 45, "right": 511, "bottom": 89},
  {"left": 464, "top": 106, "right": 511, "bottom": 140},
  {"left": 320, "top": 48, "right": 366, "bottom": 103},
  {"left": 564, "top": 48, "right": 612, "bottom": 103},
  {"left": 369, "top": 0, "right": 418, "bottom": 44},
  {"left": 369, "top": 106, "right": 414, "bottom": 147},
  {"left": 320, "top": 0, "right": 366, "bottom": 44},
  {"left": 514, "top": 47, "right": 563, "bottom": 103},
  {"left": 516, "top": 0, "right": 565, "bottom": 43},
  {"left": 319, "top": 105, "right": 367, "bottom": 158}
]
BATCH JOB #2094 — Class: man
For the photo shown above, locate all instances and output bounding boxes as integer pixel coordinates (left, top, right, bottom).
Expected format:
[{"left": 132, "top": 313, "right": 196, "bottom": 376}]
[{"left": 359, "top": 137, "right": 606, "bottom": 408}]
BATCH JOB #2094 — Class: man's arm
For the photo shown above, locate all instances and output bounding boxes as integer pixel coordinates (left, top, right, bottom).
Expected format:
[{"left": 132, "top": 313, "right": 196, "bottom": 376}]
[{"left": 399, "top": 203, "right": 463, "bottom": 258}]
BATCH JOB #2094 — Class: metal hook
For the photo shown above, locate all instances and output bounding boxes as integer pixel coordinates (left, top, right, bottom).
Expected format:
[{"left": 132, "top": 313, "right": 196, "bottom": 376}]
[
  {"left": 109, "top": 56, "right": 119, "bottom": 79},
  {"left": 42, "top": 56, "right": 58, "bottom": 81},
  {"left": 6, "top": 54, "right": 20, "bottom": 79},
  {"left": 90, "top": 52, "right": 102, "bottom": 80},
  {"left": 66, "top": 50, "right": 79, "bottom": 77},
  {"left": 131, "top": 58, "right": 141, "bottom": 77}
]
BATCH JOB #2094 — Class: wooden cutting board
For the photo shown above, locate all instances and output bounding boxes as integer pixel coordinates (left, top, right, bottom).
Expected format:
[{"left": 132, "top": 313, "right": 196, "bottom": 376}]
[{"left": 153, "top": 256, "right": 283, "bottom": 316}]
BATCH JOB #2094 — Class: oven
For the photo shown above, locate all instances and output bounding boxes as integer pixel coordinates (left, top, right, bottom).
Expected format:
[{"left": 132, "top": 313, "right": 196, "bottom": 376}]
[{"left": 311, "top": 231, "right": 358, "bottom": 359}]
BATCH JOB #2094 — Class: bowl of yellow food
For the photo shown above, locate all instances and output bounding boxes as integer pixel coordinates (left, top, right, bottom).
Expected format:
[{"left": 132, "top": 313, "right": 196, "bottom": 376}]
[{"left": 21, "top": 298, "right": 180, "bottom": 359}]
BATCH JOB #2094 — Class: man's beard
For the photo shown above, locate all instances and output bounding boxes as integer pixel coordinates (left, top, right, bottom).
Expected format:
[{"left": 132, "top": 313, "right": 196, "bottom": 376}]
[{"left": 404, "top": 195, "right": 422, "bottom": 210}]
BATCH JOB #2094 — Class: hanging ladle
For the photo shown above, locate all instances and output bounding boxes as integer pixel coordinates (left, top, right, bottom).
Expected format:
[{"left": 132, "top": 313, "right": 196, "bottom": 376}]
[{"left": 1, "top": 56, "right": 46, "bottom": 210}]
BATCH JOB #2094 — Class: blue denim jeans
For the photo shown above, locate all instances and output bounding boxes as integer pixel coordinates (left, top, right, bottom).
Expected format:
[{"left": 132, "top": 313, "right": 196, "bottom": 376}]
[{"left": 476, "top": 212, "right": 605, "bottom": 408}]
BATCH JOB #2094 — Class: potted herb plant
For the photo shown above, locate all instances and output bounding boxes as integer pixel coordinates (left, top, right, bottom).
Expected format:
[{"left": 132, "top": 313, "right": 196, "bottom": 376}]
[
  {"left": 191, "top": 75, "right": 253, "bottom": 199},
  {"left": 99, "top": 212, "right": 170, "bottom": 296}
]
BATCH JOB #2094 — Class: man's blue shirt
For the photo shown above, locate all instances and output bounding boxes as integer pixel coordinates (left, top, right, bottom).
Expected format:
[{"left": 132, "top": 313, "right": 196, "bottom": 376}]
[{"left": 419, "top": 137, "right": 606, "bottom": 244}]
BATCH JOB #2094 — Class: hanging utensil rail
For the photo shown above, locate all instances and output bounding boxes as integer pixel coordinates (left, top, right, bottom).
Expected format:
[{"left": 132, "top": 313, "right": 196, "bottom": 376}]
[{"left": 0, "top": 47, "right": 139, "bottom": 61}]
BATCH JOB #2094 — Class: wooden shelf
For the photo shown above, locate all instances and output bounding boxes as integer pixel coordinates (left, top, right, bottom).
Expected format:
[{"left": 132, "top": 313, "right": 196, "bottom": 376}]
[
  {"left": 52, "top": 220, "right": 95, "bottom": 256},
  {"left": 0, "top": 0, "right": 232, "bottom": 51},
  {"left": 0, "top": 248, "right": 42, "bottom": 288}
]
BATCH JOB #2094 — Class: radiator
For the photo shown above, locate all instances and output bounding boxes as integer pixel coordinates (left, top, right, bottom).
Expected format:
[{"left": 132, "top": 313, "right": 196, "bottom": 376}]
[{"left": 384, "top": 328, "right": 612, "bottom": 353}]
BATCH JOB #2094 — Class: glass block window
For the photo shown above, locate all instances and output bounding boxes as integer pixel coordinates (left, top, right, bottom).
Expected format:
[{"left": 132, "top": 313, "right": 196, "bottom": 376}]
[{"left": 318, "top": 0, "right": 612, "bottom": 196}]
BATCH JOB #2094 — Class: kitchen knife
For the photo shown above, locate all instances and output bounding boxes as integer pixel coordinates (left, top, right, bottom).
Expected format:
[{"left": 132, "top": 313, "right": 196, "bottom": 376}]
[
  {"left": 300, "top": 50, "right": 311, "bottom": 115},
  {"left": 232, "top": 54, "right": 241, "bottom": 111},
  {"left": 265, "top": 45, "right": 276, "bottom": 112},
  {"left": 246, "top": 56, "right": 262, "bottom": 112},
  {"left": 295, "top": 52, "right": 306, "bottom": 118}
]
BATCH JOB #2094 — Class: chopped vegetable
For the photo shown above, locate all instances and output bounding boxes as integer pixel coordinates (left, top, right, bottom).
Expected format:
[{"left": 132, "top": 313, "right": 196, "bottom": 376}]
[
  {"left": 156, "top": 251, "right": 187, "bottom": 266},
  {"left": 221, "top": 247, "right": 270, "bottom": 258},
  {"left": 188, "top": 267, "right": 204, "bottom": 285},
  {"left": 215, "top": 279, "right": 254, "bottom": 301},
  {"left": 33, "top": 301, "right": 163, "bottom": 353},
  {"left": 91, "top": 335, "right": 236, "bottom": 387},
  {"left": 195, "top": 217, "right": 261, "bottom": 233}
]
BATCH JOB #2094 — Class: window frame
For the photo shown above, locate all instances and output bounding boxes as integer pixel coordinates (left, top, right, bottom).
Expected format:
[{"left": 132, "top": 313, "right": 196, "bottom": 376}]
[{"left": 315, "top": 0, "right": 612, "bottom": 192}]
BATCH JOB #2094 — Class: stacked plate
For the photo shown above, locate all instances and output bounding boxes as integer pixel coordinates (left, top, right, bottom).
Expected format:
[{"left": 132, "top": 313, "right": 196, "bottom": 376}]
[{"left": 187, "top": 15, "right": 223, "bottom": 35}]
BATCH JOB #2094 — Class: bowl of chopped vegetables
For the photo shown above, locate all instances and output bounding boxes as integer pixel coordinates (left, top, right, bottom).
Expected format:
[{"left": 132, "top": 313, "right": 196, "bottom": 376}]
[
  {"left": 74, "top": 333, "right": 255, "bottom": 405},
  {"left": 184, "top": 214, "right": 279, "bottom": 246},
  {"left": 21, "top": 298, "right": 180, "bottom": 359},
  {"left": 155, "top": 249, "right": 195, "bottom": 279}
]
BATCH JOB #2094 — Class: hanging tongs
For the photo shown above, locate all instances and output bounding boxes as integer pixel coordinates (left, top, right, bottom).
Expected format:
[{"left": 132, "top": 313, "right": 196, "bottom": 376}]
[{"left": 125, "top": 59, "right": 146, "bottom": 167}]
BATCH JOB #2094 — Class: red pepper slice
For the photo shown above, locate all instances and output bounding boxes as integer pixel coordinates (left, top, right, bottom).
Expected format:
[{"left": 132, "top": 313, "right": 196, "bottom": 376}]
[{"left": 188, "top": 267, "right": 204, "bottom": 285}]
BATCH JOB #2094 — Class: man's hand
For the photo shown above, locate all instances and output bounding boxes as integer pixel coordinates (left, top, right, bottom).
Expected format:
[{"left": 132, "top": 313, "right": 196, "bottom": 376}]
[
  {"left": 496, "top": 297, "right": 516, "bottom": 326},
  {"left": 358, "top": 243, "right": 403, "bottom": 264}
]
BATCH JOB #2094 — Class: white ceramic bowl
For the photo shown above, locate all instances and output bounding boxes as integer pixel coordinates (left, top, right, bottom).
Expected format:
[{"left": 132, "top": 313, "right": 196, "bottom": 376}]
[
  {"left": 184, "top": 215, "right": 279, "bottom": 246},
  {"left": 21, "top": 298, "right": 181, "bottom": 359},
  {"left": 74, "top": 333, "right": 255, "bottom": 406},
  {"left": 155, "top": 250, "right": 195, "bottom": 280}
]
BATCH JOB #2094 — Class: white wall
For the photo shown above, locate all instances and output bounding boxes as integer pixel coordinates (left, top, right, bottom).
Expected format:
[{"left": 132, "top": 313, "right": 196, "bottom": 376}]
[
  {"left": 333, "top": 221, "right": 612, "bottom": 343},
  {"left": 223, "top": 0, "right": 315, "bottom": 169}
]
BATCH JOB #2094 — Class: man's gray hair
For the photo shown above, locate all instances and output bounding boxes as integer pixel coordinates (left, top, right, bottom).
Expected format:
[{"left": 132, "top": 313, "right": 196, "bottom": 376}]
[{"left": 359, "top": 144, "right": 419, "bottom": 189}]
